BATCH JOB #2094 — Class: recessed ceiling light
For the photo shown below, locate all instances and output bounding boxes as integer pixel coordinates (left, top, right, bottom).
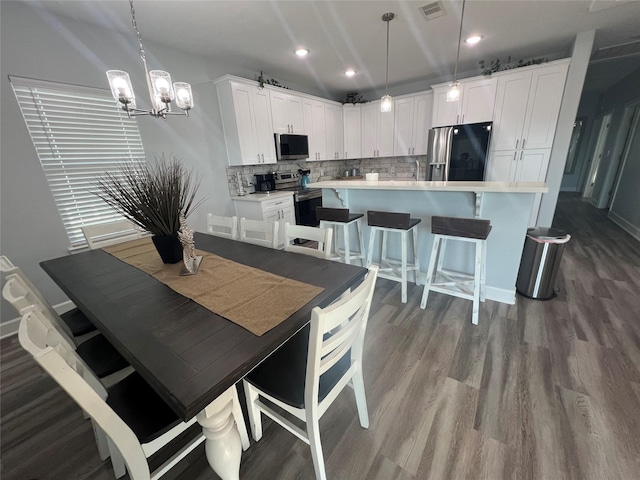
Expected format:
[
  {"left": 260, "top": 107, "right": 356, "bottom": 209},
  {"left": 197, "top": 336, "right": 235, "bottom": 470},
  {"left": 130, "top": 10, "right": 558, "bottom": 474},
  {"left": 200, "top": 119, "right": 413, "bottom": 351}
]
[
  {"left": 344, "top": 69, "right": 357, "bottom": 77},
  {"left": 295, "top": 48, "right": 309, "bottom": 57},
  {"left": 465, "top": 35, "right": 483, "bottom": 45}
]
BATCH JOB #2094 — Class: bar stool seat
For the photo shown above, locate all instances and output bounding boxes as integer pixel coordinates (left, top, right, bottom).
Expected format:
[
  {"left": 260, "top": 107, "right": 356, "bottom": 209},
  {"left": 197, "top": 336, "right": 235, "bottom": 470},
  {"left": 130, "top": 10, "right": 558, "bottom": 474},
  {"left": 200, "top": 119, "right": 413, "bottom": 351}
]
[
  {"left": 420, "top": 216, "right": 491, "bottom": 325},
  {"left": 317, "top": 207, "right": 366, "bottom": 266},
  {"left": 366, "top": 211, "right": 421, "bottom": 303}
]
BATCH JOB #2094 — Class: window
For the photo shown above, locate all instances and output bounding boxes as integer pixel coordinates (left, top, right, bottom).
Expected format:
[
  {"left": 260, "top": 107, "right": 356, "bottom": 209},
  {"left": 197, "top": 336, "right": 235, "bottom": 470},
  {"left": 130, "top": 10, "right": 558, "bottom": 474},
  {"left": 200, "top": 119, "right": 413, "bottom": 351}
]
[{"left": 10, "top": 76, "right": 146, "bottom": 248}]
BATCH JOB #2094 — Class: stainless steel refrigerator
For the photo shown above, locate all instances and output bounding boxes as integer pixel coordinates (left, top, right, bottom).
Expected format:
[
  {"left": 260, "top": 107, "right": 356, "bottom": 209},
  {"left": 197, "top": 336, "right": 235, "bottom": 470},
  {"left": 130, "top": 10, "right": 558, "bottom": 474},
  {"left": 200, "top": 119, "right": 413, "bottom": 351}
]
[{"left": 426, "top": 122, "right": 493, "bottom": 181}]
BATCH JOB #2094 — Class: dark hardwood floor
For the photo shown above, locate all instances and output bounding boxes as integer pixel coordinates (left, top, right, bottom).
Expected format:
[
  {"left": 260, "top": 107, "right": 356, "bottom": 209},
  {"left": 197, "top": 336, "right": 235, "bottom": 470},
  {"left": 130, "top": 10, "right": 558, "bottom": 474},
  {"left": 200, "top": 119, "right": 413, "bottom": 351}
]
[{"left": 2, "top": 193, "right": 640, "bottom": 479}]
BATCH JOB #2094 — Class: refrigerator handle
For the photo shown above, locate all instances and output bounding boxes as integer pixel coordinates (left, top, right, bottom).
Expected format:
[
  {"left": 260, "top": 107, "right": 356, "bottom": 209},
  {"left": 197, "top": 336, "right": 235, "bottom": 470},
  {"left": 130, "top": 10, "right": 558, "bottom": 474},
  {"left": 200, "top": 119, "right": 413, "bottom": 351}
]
[{"left": 445, "top": 126, "right": 455, "bottom": 181}]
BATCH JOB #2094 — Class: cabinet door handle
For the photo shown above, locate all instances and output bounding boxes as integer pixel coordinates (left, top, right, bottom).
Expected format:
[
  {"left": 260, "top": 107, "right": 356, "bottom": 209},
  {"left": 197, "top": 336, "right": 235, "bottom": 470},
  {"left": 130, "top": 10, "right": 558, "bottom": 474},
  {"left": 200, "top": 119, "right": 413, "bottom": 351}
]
[
  {"left": 261, "top": 154, "right": 264, "bottom": 162},
  {"left": 513, "top": 152, "right": 517, "bottom": 161},
  {"left": 345, "top": 152, "right": 347, "bottom": 158},
  {"left": 461, "top": 114, "right": 465, "bottom": 124},
  {"left": 456, "top": 114, "right": 460, "bottom": 124},
  {"left": 520, "top": 151, "right": 524, "bottom": 161},
  {"left": 515, "top": 139, "right": 519, "bottom": 149},
  {"left": 522, "top": 138, "right": 526, "bottom": 149}
]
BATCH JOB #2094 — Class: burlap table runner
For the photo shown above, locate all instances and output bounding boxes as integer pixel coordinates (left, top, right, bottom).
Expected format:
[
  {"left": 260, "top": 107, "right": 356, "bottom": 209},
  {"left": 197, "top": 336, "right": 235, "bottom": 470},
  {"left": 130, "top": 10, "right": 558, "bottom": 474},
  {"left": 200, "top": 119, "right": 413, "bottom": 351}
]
[{"left": 103, "top": 238, "right": 324, "bottom": 336}]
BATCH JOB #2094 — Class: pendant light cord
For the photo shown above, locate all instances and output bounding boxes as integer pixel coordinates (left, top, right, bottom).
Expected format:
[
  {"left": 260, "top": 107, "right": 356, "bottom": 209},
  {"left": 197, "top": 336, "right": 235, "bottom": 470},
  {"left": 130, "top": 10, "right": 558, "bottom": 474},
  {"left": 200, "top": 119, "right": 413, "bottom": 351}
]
[
  {"left": 385, "top": 18, "right": 390, "bottom": 95},
  {"left": 129, "top": 0, "right": 146, "bottom": 62},
  {"left": 453, "top": 0, "right": 466, "bottom": 82}
]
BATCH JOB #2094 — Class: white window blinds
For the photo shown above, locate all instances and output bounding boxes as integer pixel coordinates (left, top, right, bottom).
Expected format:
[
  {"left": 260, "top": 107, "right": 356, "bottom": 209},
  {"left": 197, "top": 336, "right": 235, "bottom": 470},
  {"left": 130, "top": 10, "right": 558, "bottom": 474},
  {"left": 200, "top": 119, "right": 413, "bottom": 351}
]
[{"left": 10, "top": 76, "right": 146, "bottom": 248}]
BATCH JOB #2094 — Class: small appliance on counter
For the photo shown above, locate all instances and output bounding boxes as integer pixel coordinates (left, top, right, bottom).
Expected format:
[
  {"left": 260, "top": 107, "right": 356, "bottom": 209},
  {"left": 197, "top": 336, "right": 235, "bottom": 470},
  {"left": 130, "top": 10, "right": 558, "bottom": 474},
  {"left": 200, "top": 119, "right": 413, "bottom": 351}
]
[
  {"left": 254, "top": 172, "right": 276, "bottom": 192},
  {"left": 427, "top": 122, "right": 492, "bottom": 181},
  {"left": 298, "top": 169, "right": 311, "bottom": 189}
]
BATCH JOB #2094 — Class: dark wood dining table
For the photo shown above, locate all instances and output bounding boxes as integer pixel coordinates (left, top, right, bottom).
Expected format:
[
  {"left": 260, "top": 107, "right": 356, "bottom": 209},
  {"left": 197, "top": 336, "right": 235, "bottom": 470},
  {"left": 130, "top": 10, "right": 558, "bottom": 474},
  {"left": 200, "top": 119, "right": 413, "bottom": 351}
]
[{"left": 40, "top": 232, "right": 367, "bottom": 479}]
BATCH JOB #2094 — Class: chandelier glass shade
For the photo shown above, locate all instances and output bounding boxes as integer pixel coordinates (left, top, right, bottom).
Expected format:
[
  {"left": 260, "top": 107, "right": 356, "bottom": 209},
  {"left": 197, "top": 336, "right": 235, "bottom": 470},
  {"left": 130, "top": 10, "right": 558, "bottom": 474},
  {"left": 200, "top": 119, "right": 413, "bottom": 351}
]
[{"left": 106, "top": 0, "right": 193, "bottom": 118}]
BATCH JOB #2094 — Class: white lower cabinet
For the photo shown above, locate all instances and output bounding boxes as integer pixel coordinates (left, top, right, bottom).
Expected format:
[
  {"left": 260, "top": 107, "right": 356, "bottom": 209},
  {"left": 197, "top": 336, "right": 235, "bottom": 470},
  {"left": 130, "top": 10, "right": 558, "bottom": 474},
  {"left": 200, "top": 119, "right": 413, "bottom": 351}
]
[{"left": 233, "top": 194, "right": 295, "bottom": 249}]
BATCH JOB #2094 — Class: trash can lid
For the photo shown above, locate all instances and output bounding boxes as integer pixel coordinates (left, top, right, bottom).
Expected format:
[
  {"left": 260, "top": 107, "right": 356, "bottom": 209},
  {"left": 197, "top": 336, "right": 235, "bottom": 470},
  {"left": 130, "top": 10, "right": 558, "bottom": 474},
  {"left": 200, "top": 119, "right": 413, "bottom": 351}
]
[{"left": 527, "top": 227, "right": 568, "bottom": 240}]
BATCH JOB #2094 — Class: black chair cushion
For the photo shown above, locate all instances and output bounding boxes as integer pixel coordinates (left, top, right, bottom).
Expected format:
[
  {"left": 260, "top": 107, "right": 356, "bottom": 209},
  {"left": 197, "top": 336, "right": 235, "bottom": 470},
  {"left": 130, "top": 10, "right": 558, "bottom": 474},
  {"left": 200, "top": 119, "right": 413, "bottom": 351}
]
[
  {"left": 245, "top": 324, "right": 351, "bottom": 409},
  {"left": 107, "top": 372, "right": 182, "bottom": 444},
  {"left": 60, "top": 308, "right": 97, "bottom": 337},
  {"left": 367, "top": 211, "right": 421, "bottom": 230},
  {"left": 76, "top": 334, "right": 130, "bottom": 378},
  {"left": 431, "top": 216, "right": 492, "bottom": 239}
]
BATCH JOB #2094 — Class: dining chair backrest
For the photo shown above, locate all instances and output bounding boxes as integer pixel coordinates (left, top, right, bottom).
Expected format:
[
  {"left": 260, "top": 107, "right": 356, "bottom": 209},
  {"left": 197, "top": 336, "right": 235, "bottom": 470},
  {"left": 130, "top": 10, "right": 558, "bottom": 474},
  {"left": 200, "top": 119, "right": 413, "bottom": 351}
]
[
  {"left": 3, "top": 273, "right": 76, "bottom": 344},
  {"left": 82, "top": 220, "right": 142, "bottom": 249},
  {"left": 283, "top": 223, "right": 333, "bottom": 259},
  {"left": 306, "top": 265, "right": 378, "bottom": 404},
  {"left": 0, "top": 255, "right": 18, "bottom": 273},
  {"left": 239, "top": 217, "right": 279, "bottom": 249},
  {"left": 207, "top": 214, "right": 239, "bottom": 240}
]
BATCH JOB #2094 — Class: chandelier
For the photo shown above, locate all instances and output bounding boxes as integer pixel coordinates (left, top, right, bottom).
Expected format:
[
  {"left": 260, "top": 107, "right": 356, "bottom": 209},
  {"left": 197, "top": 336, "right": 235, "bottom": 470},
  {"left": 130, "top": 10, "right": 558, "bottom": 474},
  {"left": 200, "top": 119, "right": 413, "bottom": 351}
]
[{"left": 106, "top": 0, "right": 193, "bottom": 119}]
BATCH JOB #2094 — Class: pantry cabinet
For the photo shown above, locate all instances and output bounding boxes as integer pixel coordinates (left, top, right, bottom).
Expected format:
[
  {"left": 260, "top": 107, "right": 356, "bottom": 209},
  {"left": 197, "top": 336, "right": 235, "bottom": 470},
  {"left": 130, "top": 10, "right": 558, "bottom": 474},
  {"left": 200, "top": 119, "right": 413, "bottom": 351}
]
[
  {"left": 486, "top": 148, "right": 550, "bottom": 183},
  {"left": 343, "top": 105, "right": 362, "bottom": 159},
  {"left": 431, "top": 77, "right": 495, "bottom": 127},
  {"left": 215, "top": 77, "right": 277, "bottom": 165}
]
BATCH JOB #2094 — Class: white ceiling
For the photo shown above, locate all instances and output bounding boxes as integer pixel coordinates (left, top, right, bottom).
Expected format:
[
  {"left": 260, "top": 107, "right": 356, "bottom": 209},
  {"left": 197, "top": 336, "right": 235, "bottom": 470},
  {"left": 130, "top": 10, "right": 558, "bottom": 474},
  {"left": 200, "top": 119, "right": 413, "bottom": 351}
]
[{"left": 26, "top": 0, "right": 640, "bottom": 99}]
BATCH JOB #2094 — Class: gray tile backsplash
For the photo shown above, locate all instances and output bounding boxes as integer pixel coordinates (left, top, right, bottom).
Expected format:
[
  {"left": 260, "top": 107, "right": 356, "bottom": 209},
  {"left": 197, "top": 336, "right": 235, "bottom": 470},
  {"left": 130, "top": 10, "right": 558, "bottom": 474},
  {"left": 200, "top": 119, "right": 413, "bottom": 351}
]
[{"left": 226, "top": 155, "right": 428, "bottom": 196}]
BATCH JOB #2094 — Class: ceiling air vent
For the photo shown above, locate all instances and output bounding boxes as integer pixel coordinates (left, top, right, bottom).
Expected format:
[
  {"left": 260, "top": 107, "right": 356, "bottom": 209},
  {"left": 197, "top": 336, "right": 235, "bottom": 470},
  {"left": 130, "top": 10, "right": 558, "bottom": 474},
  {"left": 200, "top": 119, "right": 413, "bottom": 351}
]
[{"left": 419, "top": 1, "right": 446, "bottom": 21}]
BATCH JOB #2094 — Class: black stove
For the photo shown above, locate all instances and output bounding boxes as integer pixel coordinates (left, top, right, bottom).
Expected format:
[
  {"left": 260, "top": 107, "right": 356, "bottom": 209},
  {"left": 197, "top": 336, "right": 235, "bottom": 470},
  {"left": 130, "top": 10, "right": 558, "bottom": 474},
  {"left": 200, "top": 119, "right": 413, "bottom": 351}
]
[{"left": 273, "top": 171, "right": 322, "bottom": 202}]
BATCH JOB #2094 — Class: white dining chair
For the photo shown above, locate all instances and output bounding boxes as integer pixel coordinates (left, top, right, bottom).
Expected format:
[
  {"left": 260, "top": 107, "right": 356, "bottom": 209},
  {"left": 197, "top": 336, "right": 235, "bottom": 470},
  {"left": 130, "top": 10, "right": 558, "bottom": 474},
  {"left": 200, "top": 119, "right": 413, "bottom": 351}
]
[
  {"left": 3, "top": 274, "right": 133, "bottom": 388},
  {"left": 239, "top": 217, "right": 279, "bottom": 249},
  {"left": 243, "top": 266, "right": 378, "bottom": 480},
  {"left": 81, "top": 220, "right": 142, "bottom": 249},
  {"left": 207, "top": 214, "right": 239, "bottom": 240},
  {"left": 19, "top": 306, "right": 206, "bottom": 480},
  {"left": 0, "top": 255, "right": 98, "bottom": 345},
  {"left": 283, "top": 223, "right": 333, "bottom": 259}
]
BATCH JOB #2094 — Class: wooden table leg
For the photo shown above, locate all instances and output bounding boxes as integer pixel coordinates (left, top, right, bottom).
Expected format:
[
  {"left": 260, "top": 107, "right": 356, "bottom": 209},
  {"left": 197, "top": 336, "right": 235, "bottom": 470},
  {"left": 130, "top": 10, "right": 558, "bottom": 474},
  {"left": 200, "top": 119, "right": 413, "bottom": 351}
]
[{"left": 196, "top": 387, "right": 242, "bottom": 480}]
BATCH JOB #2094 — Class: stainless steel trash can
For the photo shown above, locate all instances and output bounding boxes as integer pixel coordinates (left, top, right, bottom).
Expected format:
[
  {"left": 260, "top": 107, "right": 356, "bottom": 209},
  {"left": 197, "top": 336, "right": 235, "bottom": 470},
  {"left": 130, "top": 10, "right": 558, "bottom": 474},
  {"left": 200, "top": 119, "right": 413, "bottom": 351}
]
[{"left": 516, "top": 227, "right": 571, "bottom": 300}]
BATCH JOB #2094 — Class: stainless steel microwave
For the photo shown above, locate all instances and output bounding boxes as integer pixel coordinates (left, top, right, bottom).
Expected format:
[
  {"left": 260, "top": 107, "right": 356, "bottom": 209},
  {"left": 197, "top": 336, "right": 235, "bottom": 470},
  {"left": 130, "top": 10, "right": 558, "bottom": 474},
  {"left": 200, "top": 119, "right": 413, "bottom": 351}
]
[{"left": 274, "top": 133, "right": 309, "bottom": 161}]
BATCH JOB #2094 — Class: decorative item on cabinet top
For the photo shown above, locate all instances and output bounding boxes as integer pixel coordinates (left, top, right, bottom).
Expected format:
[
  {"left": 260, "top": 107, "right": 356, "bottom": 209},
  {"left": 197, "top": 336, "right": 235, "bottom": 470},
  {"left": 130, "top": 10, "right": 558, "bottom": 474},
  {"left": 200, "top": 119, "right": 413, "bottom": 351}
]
[
  {"left": 256, "top": 71, "right": 290, "bottom": 90},
  {"left": 479, "top": 56, "right": 549, "bottom": 76},
  {"left": 341, "top": 93, "right": 368, "bottom": 105}
]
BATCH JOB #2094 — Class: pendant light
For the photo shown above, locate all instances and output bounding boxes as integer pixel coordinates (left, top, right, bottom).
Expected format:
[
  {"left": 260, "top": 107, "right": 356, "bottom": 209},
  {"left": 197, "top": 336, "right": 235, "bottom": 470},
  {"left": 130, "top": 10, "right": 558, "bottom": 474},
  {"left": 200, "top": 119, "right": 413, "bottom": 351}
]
[
  {"left": 380, "top": 12, "right": 395, "bottom": 113},
  {"left": 106, "top": 0, "right": 194, "bottom": 119},
  {"left": 446, "top": 0, "right": 466, "bottom": 102}
]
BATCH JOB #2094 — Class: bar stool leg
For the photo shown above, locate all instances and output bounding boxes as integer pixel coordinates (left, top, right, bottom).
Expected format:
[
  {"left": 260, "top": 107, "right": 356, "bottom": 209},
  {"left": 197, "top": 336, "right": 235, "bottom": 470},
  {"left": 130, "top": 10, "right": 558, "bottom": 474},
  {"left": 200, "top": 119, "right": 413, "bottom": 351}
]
[
  {"left": 381, "top": 230, "right": 388, "bottom": 266},
  {"left": 412, "top": 225, "right": 420, "bottom": 285},
  {"left": 344, "top": 224, "right": 351, "bottom": 265},
  {"left": 472, "top": 240, "right": 482, "bottom": 325},
  {"left": 401, "top": 231, "right": 408, "bottom": 303},
  {"left": 366, "top": 228, "right": 376, "bottom": 268},
  {"left": 420, "top": 235, "right": 441, "bottom": 309},
  {"left": 357, "top": 219, "right": 366, "bottom": 267},
  {"left": 480, "top": 239, "right": 487, "bottom": 302}
]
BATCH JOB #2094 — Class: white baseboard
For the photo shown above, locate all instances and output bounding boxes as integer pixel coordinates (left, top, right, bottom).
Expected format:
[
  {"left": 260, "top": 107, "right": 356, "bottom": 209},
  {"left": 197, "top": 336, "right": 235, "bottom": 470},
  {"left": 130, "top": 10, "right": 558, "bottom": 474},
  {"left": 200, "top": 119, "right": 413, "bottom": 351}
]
[
  {"left": 0, "top": 300, "right": 76, "bottom": 339},
  {"left": 608, "top": 211, "right": 640, "bottom": 242}
]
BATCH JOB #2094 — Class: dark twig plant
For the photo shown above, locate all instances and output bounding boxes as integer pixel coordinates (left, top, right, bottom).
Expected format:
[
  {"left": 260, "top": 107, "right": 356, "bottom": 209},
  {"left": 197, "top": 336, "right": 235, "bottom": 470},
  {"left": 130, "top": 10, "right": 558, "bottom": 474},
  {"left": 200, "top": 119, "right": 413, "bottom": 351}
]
[{"left": 94, "top": 154, "right": 206, "bottom": 237}]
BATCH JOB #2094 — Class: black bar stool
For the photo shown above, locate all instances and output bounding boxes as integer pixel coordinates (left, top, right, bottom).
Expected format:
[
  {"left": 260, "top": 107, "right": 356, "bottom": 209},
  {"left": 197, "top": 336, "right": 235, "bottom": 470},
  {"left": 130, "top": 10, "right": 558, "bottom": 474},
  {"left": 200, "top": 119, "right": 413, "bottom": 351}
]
[
  {"left": 420, "top": 216, "right": 492, "bottom": 325},
  {"left": 366, "top": 211, "right": 421, "bottom": 303}
]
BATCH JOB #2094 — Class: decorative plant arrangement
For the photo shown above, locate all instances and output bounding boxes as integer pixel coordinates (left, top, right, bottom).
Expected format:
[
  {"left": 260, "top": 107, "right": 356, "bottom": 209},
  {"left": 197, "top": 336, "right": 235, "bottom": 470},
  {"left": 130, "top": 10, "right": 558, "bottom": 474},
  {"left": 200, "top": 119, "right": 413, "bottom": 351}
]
[
  {"left": 479, "top": 56, "right": 549, "bottom": 76},
  {"left": 341, "top": 93, "right": 368, "bottom": 105},
  {"left": 257, "top": 71, "right": 290, "bottom": 90},
  {"left": 94, "top": 154, "right": 206, "bottom": 263}
]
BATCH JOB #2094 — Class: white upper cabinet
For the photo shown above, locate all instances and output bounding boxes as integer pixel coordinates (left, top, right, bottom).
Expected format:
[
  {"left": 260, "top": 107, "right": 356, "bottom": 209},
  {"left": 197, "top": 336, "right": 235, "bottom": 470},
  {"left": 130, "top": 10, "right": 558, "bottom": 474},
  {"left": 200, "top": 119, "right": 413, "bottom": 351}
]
[
  {"left": 394, "top": 93, "right": 433, "bottom": 156},
  {"left": 343, "top": 105, "right": 362, "bottom": 159},
  {"left": 431, "top": 77, "right": 495, "bottom": 127},
  {"left": 215, "top": 77, "right": 277, "bottom": 166},
  {"left": 332, "top": 106, "right": 344, "bottom": 160},
  {"left": 491, "top": 61, "right": 569, "bottom": 151},
  {"left": 270, "top": 90, "right": 304, "bottom": 134},
  {"left": 362, "top": 102, "right": 394, "bottom": 158}
]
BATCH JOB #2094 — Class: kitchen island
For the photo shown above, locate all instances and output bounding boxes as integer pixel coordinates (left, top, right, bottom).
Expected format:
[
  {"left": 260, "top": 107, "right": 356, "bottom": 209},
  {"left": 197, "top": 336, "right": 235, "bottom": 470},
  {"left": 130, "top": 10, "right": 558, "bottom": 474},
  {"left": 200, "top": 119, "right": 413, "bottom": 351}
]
[{"left": 309, "top": 180, "right": 548, "bottom": 304}]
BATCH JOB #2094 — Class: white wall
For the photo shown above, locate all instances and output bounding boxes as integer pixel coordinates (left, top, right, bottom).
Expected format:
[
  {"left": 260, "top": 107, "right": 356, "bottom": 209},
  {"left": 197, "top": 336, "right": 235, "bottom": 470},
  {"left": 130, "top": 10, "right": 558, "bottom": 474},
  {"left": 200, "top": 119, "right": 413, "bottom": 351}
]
[{"left": 0, "top": 2, "right": 324, "bottom": 322}]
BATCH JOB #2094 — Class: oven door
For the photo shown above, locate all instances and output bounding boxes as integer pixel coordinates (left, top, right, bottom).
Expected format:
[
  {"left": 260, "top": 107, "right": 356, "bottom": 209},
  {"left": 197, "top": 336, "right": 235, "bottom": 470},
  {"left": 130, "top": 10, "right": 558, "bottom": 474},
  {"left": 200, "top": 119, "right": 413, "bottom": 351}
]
[{"left": 294, "top": 196, "right": 322, "bottom": 227}]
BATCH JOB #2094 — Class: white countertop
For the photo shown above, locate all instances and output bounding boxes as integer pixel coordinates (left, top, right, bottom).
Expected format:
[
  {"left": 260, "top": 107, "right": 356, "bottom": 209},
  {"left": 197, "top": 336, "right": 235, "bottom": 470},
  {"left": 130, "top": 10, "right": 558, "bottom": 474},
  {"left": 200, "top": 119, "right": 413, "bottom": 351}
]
[
  {"left": 309, "top": 180, "right": 548, "bottom": 193},
  {"left": 231, "top": 191, "right": 294, "bottom": 202}
]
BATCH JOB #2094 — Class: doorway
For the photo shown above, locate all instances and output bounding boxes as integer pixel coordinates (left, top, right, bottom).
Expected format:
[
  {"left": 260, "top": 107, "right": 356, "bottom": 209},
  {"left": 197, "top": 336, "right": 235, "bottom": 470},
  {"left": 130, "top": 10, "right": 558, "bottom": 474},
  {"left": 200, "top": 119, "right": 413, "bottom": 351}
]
[
  {"left": 582, "top": 112, "right": 612, "bottom": 200},
  {"left": 606, "top": 103, "right": 639, "bottom": 209}
]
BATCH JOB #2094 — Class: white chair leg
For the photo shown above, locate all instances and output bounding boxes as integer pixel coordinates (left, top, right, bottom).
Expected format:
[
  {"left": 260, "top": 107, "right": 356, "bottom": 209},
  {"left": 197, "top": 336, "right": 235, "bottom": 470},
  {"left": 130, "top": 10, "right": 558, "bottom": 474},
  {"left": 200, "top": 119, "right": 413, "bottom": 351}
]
[
  {"left": 436, "top": 237, "right": 447, "bottom": 272},
  {"left": 232, "top": 385, "right": 250, "bottom": 451},
  {"left": 243, "top": 380, "right": 263, "bottom": 442},
  {"left": 107, "top": 437, "right": 127, "bottom": 479},
  {"left": 480, "top": 239, "right": 487, "bottom": 302},
  {"left": 92, "top": 420, "right": 110, "bottom": 461},
  {"left": 344, "top": 224, "right": 351, "bottom": 265},
  {"left": 366, "top": 228, "right": 376, "bottom": 268},
  {"left": 351, "top": 369, "right": 369, "bottom": 429},
  {"left": 306, "top": 407, "right": 327, "bottom": 480},
  {"left": 401, "top": 231, "right": 408, "bottom": 303},
  {"left": 357, "top": 219, "right": 366, "bottom": 266},
  {"left": 472, "top": 240, "right": 482, "bottom": 325},
  {"left": 420, "top": 236, "right": 441, "bottom": 309}
]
